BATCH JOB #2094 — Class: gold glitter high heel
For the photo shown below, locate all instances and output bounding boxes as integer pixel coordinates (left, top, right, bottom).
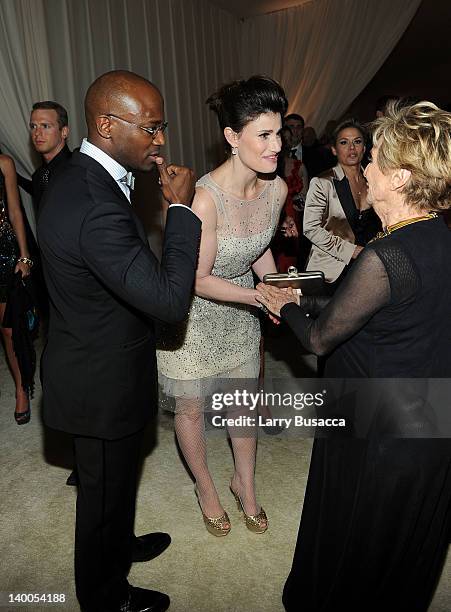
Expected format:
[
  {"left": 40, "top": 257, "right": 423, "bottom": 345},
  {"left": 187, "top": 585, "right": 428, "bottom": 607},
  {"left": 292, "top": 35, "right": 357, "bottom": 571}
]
[
  {"left": 230, "top": 484, "right": 268, "bottom": 534},
  {"left": 194, "top": 486, "right": 231, "bottom": 537}
]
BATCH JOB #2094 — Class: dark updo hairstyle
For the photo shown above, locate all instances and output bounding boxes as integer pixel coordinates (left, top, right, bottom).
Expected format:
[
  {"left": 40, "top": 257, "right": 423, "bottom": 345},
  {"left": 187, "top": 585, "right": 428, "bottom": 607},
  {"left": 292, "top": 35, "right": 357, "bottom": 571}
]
[
  {"left": 206, "top": 75, "right": 288, "bottom": 154},
  {"left": 331, "top": 118, "right": 367, "bottom": 147}
]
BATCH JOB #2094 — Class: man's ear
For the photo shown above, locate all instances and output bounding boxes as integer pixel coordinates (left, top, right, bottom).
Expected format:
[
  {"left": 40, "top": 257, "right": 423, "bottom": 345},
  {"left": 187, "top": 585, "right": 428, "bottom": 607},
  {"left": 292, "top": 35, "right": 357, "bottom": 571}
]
[
  {"left": 96, "top": 116, "right": 112, "bottom": 139},
  {"left": 61, "top": 126, "right": 69, "bottom": 141},
  {"left": 391, "top": 168, "right": 411, "bottom": 191},
  {"left": 224, "top": 127, "right": 238, "bottom": 149}
]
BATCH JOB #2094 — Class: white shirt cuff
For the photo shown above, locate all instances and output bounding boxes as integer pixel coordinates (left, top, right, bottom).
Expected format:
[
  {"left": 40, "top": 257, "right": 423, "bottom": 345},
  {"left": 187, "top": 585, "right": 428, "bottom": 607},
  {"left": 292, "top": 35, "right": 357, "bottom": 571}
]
[{"left": 168, "top": 203, "right": 196, "bottom": 216}]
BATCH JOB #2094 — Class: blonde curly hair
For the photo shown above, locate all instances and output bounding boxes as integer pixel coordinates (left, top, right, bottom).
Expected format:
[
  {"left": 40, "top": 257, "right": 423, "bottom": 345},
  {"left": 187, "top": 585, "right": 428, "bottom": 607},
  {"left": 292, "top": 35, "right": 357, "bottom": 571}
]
[{"left": 372, "top": 101, "right": 451, "bottom": 211}]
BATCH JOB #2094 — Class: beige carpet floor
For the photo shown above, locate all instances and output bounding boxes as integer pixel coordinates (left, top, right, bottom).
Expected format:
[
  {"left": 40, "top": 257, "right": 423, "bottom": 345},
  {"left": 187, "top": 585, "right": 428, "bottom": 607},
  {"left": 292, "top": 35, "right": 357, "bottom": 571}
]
[{"left": 0, "top": 329, "right": 450, "bottom": 612}]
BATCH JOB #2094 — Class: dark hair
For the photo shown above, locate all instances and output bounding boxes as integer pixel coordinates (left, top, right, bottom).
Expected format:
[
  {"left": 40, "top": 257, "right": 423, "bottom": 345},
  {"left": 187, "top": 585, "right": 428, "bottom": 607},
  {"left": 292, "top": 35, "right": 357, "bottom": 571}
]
[
  {"left": 332, "top": 119, "right": 366, "bottom": 146},
  {"left": 284, "top": 113, "right": 305, "bottom": 127},
  {"left": 32, "top": 101, "right": 68, "bottom": 129},
  {"left": 207, "top": 75, "right": 288, "bottom": 152},
  {"left": 375, "top": 95, "right": 399, "bottom": 114},
  {"left": 375, "top": 95, "right": 422, "bottom": 116}
]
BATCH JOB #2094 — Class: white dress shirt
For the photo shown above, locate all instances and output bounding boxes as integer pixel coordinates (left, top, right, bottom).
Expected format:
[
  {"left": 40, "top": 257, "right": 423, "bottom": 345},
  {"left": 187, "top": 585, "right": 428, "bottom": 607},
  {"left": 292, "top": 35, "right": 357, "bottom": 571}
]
[
  {"left": 79, "top": 138, "right": 195, "bottom": 215},
  {"left": 291, "top": 142, "right": 303, "bottom": 161},
  {"left": 80, "top": 138, "right": 132, "bottom": 202}
]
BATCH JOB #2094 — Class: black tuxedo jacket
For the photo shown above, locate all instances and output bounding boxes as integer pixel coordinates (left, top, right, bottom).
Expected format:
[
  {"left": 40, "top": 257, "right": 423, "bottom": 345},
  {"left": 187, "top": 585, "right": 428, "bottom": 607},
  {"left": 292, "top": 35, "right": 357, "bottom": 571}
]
[
  {"left": 32, "top": 144, "right": 72, "bottom": 210},
  {"left": 37, "top": 151, "right": 201, "bottom": 440}
]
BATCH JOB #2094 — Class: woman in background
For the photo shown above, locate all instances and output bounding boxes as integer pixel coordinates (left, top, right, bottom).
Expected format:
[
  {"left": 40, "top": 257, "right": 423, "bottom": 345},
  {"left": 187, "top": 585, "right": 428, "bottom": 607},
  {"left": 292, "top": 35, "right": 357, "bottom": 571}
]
[
  {"left": 158, "top": 76, "right": 287, "bottom": 536},
  {"left": 0, "top": 153, "right": 33, "bottom": 423},
  {"left": 303, "top": 120, "right": 380, "bottom": 293}
]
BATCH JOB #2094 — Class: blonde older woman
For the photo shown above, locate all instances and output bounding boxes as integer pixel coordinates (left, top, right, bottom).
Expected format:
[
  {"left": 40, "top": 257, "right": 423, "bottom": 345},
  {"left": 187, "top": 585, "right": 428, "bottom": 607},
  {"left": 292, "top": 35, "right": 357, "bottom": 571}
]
[{"left": 257, "top": 102, "right": 451, "bottom": 611}]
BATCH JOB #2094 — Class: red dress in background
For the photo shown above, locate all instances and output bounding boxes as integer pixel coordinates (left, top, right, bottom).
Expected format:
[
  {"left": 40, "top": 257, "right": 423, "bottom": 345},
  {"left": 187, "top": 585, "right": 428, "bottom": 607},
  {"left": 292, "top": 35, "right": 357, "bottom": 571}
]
[{"left": 275, "top": 159, "right": 304, "bottom": 272}]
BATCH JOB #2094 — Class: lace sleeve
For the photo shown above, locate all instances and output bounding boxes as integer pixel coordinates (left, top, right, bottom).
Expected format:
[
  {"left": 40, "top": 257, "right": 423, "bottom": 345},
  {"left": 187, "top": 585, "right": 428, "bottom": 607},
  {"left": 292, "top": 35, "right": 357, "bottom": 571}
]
[{"left": 281, "top": 240, "right": 420, "bottom": 355}]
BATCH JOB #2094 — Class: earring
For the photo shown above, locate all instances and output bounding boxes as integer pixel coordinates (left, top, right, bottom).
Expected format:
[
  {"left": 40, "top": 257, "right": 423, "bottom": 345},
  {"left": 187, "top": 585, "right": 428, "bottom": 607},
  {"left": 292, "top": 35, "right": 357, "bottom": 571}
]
[{"left": 231, "top": 147, "right": 238, "bottom": 155}]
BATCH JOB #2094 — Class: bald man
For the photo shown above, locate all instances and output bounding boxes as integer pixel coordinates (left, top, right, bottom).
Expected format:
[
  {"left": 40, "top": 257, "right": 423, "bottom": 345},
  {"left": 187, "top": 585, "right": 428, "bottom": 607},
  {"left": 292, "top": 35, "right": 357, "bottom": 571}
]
[{"left": 38, "top": 71, "right": 201, "bottom": 612}]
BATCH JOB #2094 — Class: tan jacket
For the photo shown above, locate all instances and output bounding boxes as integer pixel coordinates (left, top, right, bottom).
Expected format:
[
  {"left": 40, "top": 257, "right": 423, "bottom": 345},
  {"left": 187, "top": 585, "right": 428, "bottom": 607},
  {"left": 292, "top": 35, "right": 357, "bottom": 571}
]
[{"left": 303, "top": 164, "right": 356, "bottom": 282}]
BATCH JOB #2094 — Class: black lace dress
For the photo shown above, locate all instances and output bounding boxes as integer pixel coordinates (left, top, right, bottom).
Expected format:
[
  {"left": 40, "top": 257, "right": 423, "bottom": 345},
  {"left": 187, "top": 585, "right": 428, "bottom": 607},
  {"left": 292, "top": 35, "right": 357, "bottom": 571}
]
[{"left": 281, "top": 216, "right": 451, "bottom": 611}]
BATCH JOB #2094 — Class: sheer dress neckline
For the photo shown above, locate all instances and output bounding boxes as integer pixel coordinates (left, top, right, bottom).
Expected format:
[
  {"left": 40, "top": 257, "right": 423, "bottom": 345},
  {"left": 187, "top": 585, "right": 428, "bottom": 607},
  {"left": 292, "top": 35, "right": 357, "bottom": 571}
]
[{"left": 207, "top": 172, "right": 270, "bottom": 202}]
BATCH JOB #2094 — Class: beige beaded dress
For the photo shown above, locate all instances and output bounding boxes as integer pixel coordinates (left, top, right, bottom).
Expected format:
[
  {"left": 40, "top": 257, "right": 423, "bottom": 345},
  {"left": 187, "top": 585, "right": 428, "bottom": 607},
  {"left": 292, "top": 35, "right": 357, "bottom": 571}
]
[{"left": 157, "top": 172, "right": 283, "bottom": 405}]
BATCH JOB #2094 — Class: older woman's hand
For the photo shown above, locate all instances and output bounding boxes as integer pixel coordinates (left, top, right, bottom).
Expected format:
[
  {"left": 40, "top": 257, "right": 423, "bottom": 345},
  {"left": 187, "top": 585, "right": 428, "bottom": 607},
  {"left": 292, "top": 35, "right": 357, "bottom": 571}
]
[{"left": 256, "top": 283, "right": 300, "bottom": 317}]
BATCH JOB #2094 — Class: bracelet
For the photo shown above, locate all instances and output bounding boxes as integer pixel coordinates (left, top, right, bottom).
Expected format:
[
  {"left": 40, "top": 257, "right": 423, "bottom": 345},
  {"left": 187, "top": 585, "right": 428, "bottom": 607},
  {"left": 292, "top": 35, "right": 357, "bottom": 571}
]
[{"left": 17, "top": 257, "right": 33, "bottom": 268}]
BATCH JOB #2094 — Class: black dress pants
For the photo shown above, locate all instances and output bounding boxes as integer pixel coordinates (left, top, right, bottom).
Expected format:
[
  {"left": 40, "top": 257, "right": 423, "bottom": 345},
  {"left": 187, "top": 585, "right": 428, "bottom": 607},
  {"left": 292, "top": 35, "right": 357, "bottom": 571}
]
[{"left": 74, "top": 429, "right": 144, "bottom": 612}]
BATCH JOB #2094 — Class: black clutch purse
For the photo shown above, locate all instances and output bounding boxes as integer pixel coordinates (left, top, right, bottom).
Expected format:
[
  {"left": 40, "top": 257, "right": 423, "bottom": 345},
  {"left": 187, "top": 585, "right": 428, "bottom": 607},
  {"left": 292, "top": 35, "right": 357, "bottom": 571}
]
[{"left": 263, "top": 266, "right": 326, "bottom": 295}]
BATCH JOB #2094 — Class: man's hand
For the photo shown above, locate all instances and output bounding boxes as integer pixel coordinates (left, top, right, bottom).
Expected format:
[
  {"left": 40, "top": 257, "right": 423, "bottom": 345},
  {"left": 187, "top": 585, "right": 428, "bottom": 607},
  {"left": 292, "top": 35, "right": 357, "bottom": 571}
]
[{"left": 156, "top": 157, "right": 195, "bottom": 206}]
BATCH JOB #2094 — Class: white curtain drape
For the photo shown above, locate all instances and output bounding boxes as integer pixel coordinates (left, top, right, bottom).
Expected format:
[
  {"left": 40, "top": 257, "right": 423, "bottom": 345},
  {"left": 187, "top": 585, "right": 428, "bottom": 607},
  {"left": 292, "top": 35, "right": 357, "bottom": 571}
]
[
  {"left": 42, "top": 0, "right": 241, "bottom": 174},
  {"left": 0, "top": 0, "right": 421, "bottom": 234},
  {"left": 0, "top": 0, "right": 55, "bottom": 229},
  {"left": 240, "top": 0, "right": 422, "bottom": 133},
  {"left": 0, "top": 0, "right": 241, "bottom": 179},
  {"left": 0, "top": 0, "right": 53, "bottom": 171}
]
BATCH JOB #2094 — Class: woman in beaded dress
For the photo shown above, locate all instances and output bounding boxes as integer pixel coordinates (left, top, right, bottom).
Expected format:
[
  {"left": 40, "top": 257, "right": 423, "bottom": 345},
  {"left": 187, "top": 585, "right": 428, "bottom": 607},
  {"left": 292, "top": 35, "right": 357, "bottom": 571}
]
[
  {"left": 157, "top": 76, "right": 287, "bottom": 535},
  {"left": 0, "top": 153, "right": 33, "bottom": 423}
]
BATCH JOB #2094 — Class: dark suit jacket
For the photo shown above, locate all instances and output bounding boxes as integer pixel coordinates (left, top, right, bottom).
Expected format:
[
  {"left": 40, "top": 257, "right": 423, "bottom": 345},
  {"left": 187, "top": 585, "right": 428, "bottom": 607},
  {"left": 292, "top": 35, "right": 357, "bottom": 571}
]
[
  {"left": 37, "top": 151, "right": 201, "bottom": 440},
  {"left": 18, "top": 145, "right": 72, "bottom": 211},
  {"left": 32, "top": 145, "right": 72, "bottom": 210}
]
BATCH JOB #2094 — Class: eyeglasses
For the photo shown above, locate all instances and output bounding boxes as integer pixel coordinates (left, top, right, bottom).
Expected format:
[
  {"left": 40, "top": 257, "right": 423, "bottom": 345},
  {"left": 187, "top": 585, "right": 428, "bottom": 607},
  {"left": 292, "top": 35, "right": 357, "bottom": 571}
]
[{"left": 106, "top": 114, "right": 168, "bottom": 138}]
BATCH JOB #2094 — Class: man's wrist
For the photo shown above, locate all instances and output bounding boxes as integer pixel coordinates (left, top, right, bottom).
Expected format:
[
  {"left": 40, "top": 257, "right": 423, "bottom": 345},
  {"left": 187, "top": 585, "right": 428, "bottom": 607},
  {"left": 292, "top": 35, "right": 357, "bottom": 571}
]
[{"left": 168, "top": 203, "right": 196, "bottom": 215}]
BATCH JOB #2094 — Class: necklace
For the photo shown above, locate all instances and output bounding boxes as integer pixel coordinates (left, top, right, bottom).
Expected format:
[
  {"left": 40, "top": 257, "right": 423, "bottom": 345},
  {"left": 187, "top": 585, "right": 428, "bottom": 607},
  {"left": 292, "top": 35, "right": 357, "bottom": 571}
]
[
  {"left": 345, "top": 169, "right": 365, "bottom": 195},
  {"left": 372, "top": 212, "right": 437, "bottom": 241},
  {"left": 353, "top": 177, "right": 363, "bottom": 196}
]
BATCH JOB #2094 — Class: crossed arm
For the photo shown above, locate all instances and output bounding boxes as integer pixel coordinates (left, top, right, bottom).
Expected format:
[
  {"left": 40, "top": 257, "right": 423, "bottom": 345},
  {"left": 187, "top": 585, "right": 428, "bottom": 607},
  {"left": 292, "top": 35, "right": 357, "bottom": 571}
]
[{"left": 80, "top": 202, "right": 201, "bottom": 323}]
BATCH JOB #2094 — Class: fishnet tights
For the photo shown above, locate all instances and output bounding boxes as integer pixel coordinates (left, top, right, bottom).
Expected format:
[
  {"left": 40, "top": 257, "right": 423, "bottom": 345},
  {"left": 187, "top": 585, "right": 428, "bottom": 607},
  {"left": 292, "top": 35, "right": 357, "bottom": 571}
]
[{"left": 174, "top": 398, "right": 262, "bottom": 520}]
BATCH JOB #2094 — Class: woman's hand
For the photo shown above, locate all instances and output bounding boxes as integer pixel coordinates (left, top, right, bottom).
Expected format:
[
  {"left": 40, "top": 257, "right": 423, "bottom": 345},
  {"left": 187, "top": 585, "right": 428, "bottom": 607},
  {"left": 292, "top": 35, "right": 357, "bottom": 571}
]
[
  {"left": 280, "top": 215, "right": 299, "bottom": 238},
  {"left": 256, "top": 283, "right": 300, "bottom": 317},
  {"left": 15, "top": 260, "right": 31, "bottom": 278}
]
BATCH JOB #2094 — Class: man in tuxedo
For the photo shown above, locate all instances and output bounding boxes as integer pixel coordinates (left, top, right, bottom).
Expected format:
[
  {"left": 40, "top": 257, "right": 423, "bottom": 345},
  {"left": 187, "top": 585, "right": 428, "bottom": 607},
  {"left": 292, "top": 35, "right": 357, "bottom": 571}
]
[
  {"left": 284, "top": 113, "right": 305, "bottom": 161},
  {"left": 38, "top": 70, "right": 201, "bottom": 612},
  {"left": 19, "top": 101, "right": 72, "bottom": 211},
  {"left": 29, "top": 101, "right": 72, "bottom": 209},
  {"left": 17, "top": 102, "right": 73, "bottom": 323}
]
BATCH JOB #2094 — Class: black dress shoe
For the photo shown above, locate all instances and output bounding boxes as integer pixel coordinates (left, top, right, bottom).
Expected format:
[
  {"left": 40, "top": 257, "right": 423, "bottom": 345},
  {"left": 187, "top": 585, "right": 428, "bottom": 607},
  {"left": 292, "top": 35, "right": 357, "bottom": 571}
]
[
  {"left": 66, "top": 469, "right": 78, "bottom": 486},
  {"left": 81, "top": 588, "right": 170, "bottom": 612},
  {"left": 123, "top": 586, "right": 170, "bottom": 612},
  {"left": 131, "top": 533, "right": 171, "bottom": 563}
]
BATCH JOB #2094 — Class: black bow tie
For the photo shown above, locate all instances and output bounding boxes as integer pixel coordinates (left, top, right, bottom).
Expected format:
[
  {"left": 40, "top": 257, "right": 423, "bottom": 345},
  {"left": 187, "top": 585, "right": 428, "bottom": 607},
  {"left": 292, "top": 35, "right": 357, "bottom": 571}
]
[
  {"left": 119, "top": 172, "right": 135, "bottom": 190},
  {"left": 290, "top": 149, "right": 298, "bottom": 159}
]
